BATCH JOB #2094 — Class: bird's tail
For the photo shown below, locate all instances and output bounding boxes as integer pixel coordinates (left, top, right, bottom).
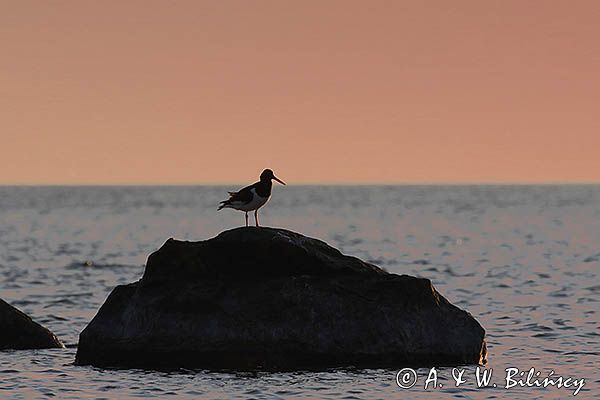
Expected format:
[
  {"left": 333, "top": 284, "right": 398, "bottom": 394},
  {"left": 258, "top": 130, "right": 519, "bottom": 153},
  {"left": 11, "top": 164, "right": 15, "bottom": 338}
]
[{"left": 218, "top": 191, "right": 237, "bottom": 210}]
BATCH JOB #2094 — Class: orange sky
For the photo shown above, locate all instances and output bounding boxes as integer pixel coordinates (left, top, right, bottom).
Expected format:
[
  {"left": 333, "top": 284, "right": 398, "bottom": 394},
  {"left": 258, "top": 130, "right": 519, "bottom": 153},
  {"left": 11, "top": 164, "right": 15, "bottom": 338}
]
[{"left": 1, "top": 1, "right": 599, "bottom": 184}]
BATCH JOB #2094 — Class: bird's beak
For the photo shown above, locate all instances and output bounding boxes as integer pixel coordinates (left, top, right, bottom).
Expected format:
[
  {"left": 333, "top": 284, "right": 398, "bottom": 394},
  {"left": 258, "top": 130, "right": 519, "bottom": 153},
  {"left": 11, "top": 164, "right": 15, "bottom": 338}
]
[{"left": 273, "top": 176, "right": 286, "bottom": 185}]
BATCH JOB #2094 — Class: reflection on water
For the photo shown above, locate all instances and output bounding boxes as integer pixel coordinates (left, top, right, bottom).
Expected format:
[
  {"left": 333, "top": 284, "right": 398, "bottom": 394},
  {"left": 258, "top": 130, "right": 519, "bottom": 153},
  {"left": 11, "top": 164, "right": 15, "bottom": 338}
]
[{"left": 0, "top": 185, "right": 598, "bottom": 399}]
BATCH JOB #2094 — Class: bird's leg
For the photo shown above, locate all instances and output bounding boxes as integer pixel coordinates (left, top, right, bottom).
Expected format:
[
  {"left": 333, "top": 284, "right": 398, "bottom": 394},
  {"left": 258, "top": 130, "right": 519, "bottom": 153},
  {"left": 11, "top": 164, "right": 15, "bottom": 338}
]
[
  {"left": 255, "top": 209, "right": 260, "bottom": 227},
  {"left": 245, "top": 212, "right": 248, "bottom": 227}
]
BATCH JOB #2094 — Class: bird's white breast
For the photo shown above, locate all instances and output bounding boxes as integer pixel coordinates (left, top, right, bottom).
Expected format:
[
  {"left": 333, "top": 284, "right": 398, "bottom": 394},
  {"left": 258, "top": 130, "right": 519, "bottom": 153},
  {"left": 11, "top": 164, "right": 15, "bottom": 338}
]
[{"left": 234, "top": 188, "right": 269, "bottom": 212}]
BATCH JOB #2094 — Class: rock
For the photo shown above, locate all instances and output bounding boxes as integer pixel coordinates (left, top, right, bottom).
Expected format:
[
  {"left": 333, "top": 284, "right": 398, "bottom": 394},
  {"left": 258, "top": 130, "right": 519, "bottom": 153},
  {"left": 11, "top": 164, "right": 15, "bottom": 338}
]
[
  {"left": 76, "top": 227, "right": 487, "bottom": 369},
  {"left": 0, "top": 299, "right": 64, "bottom": 350}
]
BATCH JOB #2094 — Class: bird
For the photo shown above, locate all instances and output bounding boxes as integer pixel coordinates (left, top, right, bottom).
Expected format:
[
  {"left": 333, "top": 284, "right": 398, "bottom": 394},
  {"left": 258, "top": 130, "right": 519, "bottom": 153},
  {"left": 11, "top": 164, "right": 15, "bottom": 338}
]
[{"left": 218, "top": 169, "right": 286, "bottom": 227}]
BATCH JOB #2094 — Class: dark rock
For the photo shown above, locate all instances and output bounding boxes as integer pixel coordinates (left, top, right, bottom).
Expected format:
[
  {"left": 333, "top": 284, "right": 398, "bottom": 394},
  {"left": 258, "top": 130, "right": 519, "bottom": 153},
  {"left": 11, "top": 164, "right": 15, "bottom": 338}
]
[
  {"left": 0, "top": 299, "right": 64, "bottom": 350},
  {"left": 75, "top": 227, "right": 487, "bottom": 369}
]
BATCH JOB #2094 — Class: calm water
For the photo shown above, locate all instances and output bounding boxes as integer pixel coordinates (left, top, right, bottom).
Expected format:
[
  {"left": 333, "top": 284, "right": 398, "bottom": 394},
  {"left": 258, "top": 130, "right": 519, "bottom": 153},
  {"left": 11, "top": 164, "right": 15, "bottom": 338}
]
[{"left": 0, "top": 185, "right": 598, "bottom": 399}]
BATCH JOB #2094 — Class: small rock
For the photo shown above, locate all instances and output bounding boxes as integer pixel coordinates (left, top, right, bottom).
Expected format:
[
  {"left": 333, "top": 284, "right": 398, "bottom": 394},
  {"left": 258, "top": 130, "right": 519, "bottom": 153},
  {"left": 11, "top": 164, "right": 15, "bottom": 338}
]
[{"left": 0, "top": 299, "right": 64, "bottom": 350}]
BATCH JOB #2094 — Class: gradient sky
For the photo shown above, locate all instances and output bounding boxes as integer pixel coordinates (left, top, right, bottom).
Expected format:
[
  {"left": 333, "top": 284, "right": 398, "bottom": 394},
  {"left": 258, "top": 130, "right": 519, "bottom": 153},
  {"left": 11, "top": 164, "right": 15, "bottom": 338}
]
[{"left": 1, "top": 1, "right": 599, "bottom": 184}]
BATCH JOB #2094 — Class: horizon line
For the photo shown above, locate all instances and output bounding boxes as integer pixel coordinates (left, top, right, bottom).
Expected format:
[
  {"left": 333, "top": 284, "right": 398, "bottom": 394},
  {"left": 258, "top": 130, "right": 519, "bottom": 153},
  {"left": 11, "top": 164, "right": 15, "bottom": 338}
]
[{"left": 1, "top": 181, "right": 599, "bottom": 187}]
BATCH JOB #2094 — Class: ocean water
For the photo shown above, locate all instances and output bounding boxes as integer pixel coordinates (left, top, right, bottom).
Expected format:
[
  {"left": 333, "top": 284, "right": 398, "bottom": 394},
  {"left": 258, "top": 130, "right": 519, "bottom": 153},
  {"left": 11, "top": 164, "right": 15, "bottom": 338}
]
[{"left": 0, "top": 185, "right": 598, "bottom": 399}]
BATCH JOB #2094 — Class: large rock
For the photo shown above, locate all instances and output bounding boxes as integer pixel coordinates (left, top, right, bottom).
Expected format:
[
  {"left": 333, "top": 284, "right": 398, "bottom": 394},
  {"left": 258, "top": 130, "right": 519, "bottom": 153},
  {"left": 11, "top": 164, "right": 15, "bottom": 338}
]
[
  {"left": 0, "top": 299, "right": 64, "bottom": 350},
  {"left": 76, "top": 227, "right": 487, "bottom": 369}
]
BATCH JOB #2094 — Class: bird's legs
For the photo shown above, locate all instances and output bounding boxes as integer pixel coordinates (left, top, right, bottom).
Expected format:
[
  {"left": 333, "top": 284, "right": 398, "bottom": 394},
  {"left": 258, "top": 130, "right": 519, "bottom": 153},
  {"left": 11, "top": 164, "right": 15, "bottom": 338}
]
[
  {"left": 254, "top": 209, "right": 260, "bottom": 227},
  {"left": 245, "top": 212, "right": 248, "bottom": 227}
]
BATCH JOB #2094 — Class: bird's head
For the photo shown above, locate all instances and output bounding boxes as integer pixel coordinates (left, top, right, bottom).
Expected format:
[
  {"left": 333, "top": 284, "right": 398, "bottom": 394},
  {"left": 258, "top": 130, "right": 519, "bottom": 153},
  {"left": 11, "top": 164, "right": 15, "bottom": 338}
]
[{"left": 260, "top": 169, "right": 286, "bottom": 185}]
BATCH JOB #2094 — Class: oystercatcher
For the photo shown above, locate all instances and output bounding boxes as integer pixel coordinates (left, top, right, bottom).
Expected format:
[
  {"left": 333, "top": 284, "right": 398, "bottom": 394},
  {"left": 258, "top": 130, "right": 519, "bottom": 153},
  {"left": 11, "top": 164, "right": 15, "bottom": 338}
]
[{"left": 218, "top": 169, "right": 286, "bottom": 227}]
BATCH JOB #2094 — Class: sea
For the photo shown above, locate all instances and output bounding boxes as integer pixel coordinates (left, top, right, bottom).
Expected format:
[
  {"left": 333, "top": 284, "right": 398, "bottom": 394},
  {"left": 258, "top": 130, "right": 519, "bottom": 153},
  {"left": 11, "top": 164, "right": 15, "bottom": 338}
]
[{"left": 0, "top": 185, "right": 598, "bottom": 399}]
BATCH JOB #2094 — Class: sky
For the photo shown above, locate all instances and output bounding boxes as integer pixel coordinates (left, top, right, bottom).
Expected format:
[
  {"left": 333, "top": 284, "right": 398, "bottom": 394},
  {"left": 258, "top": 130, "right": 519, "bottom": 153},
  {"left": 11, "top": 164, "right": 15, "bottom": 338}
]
[{"left": 1, "top": 1, "right": 599, "bottom": 184}]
